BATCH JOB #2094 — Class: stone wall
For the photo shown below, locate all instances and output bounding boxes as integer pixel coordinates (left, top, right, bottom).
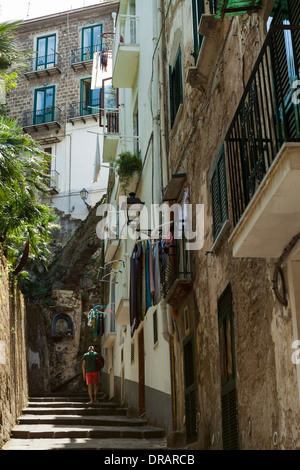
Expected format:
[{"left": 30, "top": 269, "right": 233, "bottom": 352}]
[
  {"left": 163, "top": 0, "right": 300, "bottom": 450},
  {"left": 0, "top": 255, "right": 28, "bottom": 448}
]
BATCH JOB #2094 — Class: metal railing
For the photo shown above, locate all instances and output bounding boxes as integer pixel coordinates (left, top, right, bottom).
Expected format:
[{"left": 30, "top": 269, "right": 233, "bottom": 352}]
[
  {"left": 25, "top": 52, "right": 62, "bottom": 72},
  {"left": 48, "top": 170, "right": 60, "bottom": 191},
  {"left": 71, "top": 45, "right": 107, "bottom": 64},
  {"left": 22, "top": 106, "right": 62, "bottom": 127},
  {"left": 68, "top": 99, "right": 100, "bottom": 119},
  {"left": 226, "top": 23, "right": 300, "bottom": 227},
  {"left": 112, "top": 14, "right": 140, "bottom": 64},
  {"left": 160, "top": 233, "right": 192, "bottom": 299},
  {"left": 102, "top": 108, "right": 120, "bottom": 135}
]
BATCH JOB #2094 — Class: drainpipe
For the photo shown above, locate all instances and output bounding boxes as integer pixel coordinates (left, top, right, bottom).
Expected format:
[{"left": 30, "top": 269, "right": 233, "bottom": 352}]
[{"left": 158, "top": 0, "right": 170, "bottom": 188}]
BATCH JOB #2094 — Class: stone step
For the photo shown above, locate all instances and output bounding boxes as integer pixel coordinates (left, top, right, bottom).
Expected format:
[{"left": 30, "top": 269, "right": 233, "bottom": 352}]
[
  {"left": 2, "top": 437, "right": 168, "bottom": 450},
  {"left": 23, "top": 407, "right": 127, "bottom": 416},
  {"left": 28, "top": 396, "right": 105, "bottom": 403},
  {"left": 27, "top": 400, "right": 119, "bottom": 407},
  {"left": 11, "top": 424, "right": 165, "bottom": 440},
  {"left": 17, "top": 414, "right": 147, "bottom": 427}
]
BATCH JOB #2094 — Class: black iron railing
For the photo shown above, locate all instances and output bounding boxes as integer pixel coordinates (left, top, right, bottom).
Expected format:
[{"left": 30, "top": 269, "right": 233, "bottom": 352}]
[
  {"left": 69, "top": 100, "right": 100, "bottom": 119},
  {"left": 226, "top": 23, "right": 300, "bottom": 227},
  {"left": 71, "top": 45, "right": 105, "bottom": 64},
  {"left": 160, "top": 235, "right": 192, "bottom": 299},
  {"left": 209, "top": 0, "right": 218, "bottom": 15},
  {"left": 22, "top": 107, "right": 62, "bottom": 127},
  {"left": 25, "top": 52, "right": 62, "bottom": 72}
]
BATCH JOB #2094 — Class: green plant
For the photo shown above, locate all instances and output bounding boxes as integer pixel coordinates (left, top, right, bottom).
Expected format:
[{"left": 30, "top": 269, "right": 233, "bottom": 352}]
[{"left": 114, "top": 150, "right": 142, "bottom": 192}]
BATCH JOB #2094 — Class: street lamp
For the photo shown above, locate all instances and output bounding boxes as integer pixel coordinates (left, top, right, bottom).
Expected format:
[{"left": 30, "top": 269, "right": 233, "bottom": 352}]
[
  {"left": 123, "top": 192, "right": 145, "bottom": 226},
  {"left": 80, "top": 187, "right": 91, "bottom": 211}
]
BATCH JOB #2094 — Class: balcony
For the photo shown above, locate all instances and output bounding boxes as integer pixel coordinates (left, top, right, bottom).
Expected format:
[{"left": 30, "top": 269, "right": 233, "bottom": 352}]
[
  {"left": 22, "top": 107, "right": 62, "bottom": 135},
  {"left": 71, "top": 46, "right": 99, "bottom": 71},
  {"left": 48, "top": 170, "right": 60, "bottom": 195},
  {"left": 112, "top": 14, "right": 140, "bottom": 88},
  {"left": 102, "top": 107, "right": 120, "bottom": 162},
  {"left": 161, "top": 235, "right": 193, "bottom": 309},
  {"left": 69, "top": 100, "right": 100, "bottom": 124},
  {"left": 103, "top": 306, "right": 116, "bottom": 349},
  {"left": 227, "top": 23, "right": 300, "bottom": 258},
  {"left": 24, "top": 53, "right": 62, "bottom": 80}
]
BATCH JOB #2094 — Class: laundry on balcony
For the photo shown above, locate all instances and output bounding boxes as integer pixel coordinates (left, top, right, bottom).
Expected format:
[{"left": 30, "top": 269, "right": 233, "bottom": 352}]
[
  {"left": 129, "top": 238, "right": 172, "bottom": 338},
  {"left": 91, "top": 49, "right": 112, "bottom": 90},
  {"left": 214, "top": 0, "right": 262, "bottom": 20}
]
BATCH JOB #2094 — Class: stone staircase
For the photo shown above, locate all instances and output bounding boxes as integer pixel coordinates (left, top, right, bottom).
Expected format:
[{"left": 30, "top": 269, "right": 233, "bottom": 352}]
[{"left": 2, "top": 393, "right": 168, "bottom": 450}]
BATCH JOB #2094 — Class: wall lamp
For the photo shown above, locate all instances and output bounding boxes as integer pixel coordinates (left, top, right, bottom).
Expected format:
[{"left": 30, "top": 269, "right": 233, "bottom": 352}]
[{"left": 80, "top": 187, "right": 91, "bottom": 211}]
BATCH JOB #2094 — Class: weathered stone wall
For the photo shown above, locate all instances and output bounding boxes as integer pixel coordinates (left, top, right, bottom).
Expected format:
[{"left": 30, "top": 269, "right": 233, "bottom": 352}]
[
  {"left": 0, "top": 255, "right": 28, "bottom": 448},
  {"left": 163, "top": 0, "right": 300, "bottom": 450}
]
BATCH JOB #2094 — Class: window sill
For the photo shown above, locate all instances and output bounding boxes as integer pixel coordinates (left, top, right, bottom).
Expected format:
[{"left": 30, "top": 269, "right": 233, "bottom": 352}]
[{"left": 211, "top": 219, "right": 231, "bottom": 253}]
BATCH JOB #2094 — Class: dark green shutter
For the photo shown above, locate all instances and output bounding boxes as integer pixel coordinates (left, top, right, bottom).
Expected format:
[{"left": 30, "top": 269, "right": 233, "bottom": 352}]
[
  {"left": 214, "top": 0, "right": 262, "bottom": 20},
  {"left": 210, "top": 145, "right": 228, "bottom": 240},
  {"left": 183, "top": 334, "right": 198, "bottom": 444},
  {"left": 218, "top": 284, "right": 239, "bottom": 450},
  {"left": 170, "top": 46, "right": 183, "bottom": 127},
  {"left": 191, "top": 0, "right": 205, "bottom": 63}
]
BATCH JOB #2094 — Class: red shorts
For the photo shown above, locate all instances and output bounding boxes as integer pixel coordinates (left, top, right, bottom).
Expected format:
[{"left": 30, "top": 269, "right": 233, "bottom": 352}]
[{"left": 86, "top": 372, "right": 99, "bottom": 385}]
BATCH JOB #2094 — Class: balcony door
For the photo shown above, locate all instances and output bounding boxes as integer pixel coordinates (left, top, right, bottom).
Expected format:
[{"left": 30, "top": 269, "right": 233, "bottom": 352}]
[
  {"left": 36, "top": 35, "right": 56, "bottom": 70},
  {"left": 34, "top": 86, "right": 55, "bottom": 124},
  {"left": 80, "top": 78, "right": 100, "bottom": 115},
  {"left": 269, "top": 0, "right": 300, "bottom": 141},
  {"left": 82, "top": 24, "right": 103, "bottom": 61}
]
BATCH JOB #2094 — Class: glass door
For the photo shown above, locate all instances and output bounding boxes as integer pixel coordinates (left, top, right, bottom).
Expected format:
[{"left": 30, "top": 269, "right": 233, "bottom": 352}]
[
  {"left": 36, "top": 35, "right": 56, "bottom": 70},
  {"left": 82, "top": 24, "right": 103, "bottom": 61},
  {"left": 34, "top": 86, "right": 55, "bottom": 124},
  {"left": 81, "top": 78, "right": 100, "bottom": 115}
]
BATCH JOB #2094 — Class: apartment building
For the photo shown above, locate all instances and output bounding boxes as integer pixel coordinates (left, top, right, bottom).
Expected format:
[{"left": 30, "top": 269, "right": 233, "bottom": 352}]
[
  {"left": 99, "top": 0, "right": 174, "bottom": 434},
  {"left": 6, "top": 1, "right": 118, "bottom": 221},
  {"left": 159, "top": 0, "right": 300, "bottom": 450}
]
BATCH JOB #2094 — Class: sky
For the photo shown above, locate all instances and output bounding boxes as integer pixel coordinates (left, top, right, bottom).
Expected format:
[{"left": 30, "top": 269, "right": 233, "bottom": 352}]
[{"left": 0, "top": 0, "right": 102, "bottom": 22}]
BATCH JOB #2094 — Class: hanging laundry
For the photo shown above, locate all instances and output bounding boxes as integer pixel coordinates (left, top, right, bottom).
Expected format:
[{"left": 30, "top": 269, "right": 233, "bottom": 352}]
[
  {"left": 146, "top": 241, "right": 152, "bottom": 310},
  {"left": 153, "top": 241, "right": 161, "bottom": 305}
]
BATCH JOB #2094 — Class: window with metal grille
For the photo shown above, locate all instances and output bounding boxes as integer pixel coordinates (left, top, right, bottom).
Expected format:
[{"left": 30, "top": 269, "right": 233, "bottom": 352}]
[
  {"left": 218, "top": 284, "right": 239, "bottom": 450},
  {"left": 210, "top": 145, "right": 228, "bottom": 240},
  {"left": 131, "top": 341, "right": 135, "bottom": 364},
  {"left": 169, "top": 46, "right": 183, "bottom": 127}
]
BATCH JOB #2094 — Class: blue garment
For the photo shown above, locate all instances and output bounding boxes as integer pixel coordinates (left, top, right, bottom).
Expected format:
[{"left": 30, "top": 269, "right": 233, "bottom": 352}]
[{"left": 146, "top": 241, "right": 152, "bottom": 309}]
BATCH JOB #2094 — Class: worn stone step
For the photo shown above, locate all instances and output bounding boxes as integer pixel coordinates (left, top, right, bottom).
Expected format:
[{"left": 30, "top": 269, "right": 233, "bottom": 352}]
[
  {"left": 27, "top": 401, "right": 119, "bottom": 408},
  {"left": 17, "top": 414, "right": 147, "bottom": 427},
  {"left": 2, "top": 437, "right": 168, "bottom": 450},
  {"left": 11, "top": 424, "right": 165, "bottom": 440},
  {"left": 23, "top": 407, "right": 127, "bottom": 416},
  {"left": 28, "top": 397, "right": 106, "bottom": 403}
]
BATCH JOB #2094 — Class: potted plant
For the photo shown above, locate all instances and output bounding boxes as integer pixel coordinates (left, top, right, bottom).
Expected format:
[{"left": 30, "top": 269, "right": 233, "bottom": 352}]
[{"left": 114, "top": 150, "right": 142, "bottom": 193}]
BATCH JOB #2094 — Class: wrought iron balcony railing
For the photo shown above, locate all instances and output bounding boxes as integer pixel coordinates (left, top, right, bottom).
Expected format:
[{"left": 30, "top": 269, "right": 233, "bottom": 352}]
[
  {"left": 102, "top": 108, "right": 120, "bottom": 135},
  {"left": 160, "top": 234, "right": 192, "bottom": 306},
  {"left": 112, "top": 14, "right": 140, "bottom": 62},
  {"left": 226, "top": 22, "right": 300, "bottom": 227},
  {"left": 24, "top": 52, "right": 62, "bottom": 74},
  {"left": 68, "top": 100, "right": 100, "bottom": 120},
  {"left": 48, "top": 170, "right": 60, "bottom": 193},
  {"left": 71, "top": 45, "right": 104, "bottom": 64},
  {"left": 22, "top": 106, "right": 62, "bottom": 127}
]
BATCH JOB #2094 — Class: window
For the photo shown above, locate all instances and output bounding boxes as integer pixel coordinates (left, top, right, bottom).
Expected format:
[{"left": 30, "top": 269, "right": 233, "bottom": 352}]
[
  {"left": 80, "top": 78, "right": 100, "bottom": 115},
  {"left": 218, "top": 284, "right": 239, "bottom": 450},
  {"left": 34, "top": 86, "right": 55, "bottom": 124},
  {"left": 82, "top": 24, "right": 103, "bottom": 61},
  {"left": 153, "top": 310, "right": 158, "bottom": 346},
  {"left": 36, "top": 35, "right": 56, "bottom": 70},
  {"left": 210, "top": 145, "right": 228, "bottom": 240},
  {"left": 191, "top": 0, "right": 205, "bottom": 63},
  {"left": 169, "top": 46, "right": 183, "bottom": 127}
]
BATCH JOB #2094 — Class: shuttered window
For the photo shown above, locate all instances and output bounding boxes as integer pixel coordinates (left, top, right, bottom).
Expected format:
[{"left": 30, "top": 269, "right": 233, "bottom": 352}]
[
  {"left": 191, "top": 0, "right": 205, "bottom": 63},
  {"left": 218, "top": 284, "right": 239, "bottom": 450},
  {"left": 210, "top": 145, "right": 228, "bottom": 240},
  {"left": 169, "top": 46, "right": 183, "bottom": 128},
  {"left": 183, "top": 334, "right": 198, "bottom": 444}
]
